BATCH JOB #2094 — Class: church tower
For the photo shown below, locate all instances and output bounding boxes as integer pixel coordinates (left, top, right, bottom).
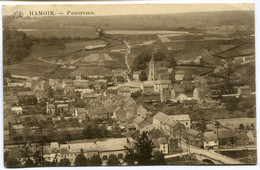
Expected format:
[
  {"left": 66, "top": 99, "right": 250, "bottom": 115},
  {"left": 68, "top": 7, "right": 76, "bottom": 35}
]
[{"left": 148, "top": 48, "right": 157, "bottom": 81}]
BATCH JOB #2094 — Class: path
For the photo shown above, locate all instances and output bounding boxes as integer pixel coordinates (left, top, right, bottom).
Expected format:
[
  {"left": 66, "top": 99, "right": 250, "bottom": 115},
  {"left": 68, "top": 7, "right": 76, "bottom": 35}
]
[
  {"left": 38, "top": 57, "right": 59, "bottom": 65},
  {"left": 123, "top": 40, "right": 132, "bottom": 82}
]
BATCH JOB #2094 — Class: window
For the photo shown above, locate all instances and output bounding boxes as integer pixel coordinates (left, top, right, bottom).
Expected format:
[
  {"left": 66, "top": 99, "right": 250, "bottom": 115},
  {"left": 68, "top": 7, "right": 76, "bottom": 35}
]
[
  {"left": 206, "top": 142, "right": 209, "bottom": 144},
  {"left": 214, "top": 141, "right": 217, "bottom": 143},
  {"left": 163, "top": 145, "right": 165, "bottom": 149},
  {"left": 186, "top": 122, "right": 188, "bottom": 125}
]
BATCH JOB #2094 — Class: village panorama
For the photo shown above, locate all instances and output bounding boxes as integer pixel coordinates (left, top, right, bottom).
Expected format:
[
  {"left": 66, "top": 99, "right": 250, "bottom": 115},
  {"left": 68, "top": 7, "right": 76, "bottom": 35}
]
[{"left": 2, "top": 4, "right": 256, "bottom": 167}]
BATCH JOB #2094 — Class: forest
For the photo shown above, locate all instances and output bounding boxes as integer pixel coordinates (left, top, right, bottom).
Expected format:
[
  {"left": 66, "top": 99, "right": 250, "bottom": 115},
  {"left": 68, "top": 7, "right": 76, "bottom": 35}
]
[{"left": 3, "top": 28, "right": 33, "bottom": 66}]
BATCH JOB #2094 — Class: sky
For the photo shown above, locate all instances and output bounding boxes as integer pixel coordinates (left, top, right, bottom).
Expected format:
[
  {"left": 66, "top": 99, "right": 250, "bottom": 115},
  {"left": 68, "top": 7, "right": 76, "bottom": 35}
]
[{"left": 3, "top": 3, "right": 254, "bottom": 17}]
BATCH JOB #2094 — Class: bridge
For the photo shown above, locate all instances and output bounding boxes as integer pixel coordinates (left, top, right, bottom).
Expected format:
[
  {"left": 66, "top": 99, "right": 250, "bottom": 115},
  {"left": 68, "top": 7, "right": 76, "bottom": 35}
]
[{"left": 165, "top": 141, "right": 243, "bottom": 165}]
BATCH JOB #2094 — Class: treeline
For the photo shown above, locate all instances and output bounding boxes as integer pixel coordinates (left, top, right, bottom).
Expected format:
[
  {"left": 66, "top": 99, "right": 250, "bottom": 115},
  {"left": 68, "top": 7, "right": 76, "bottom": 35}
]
[
  {"left": 131, "top": 50, "right": 176, "bottom": 72},
  {"left": 3, "top": 28, "right": 33, "bottom": 65}
]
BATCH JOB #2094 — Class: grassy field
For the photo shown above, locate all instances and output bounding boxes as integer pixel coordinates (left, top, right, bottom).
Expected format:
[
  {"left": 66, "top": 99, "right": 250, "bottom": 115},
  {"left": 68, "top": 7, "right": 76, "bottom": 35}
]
[
  {"left": 215, "top": 43, "right": 255, "bottom": 59},
  {"left": 5, "top": 59, "right": 58, "bottom": 77},
  {"left": 28, "top": 40, "right": 107, "bottom": 59},
  {"left": 113, "top": 34, "right": 158, "bottom": 45},
  {"left": 17, "top": 27, "right": 98, "bottom": 38}
]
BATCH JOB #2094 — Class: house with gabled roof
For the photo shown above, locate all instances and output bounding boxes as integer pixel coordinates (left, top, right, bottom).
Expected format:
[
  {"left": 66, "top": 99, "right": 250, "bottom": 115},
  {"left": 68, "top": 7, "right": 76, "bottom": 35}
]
[
  {"left": 171, "top": 84, "right": 185, "bottom": 100},
  {"left": 185, "top": 129, "right": 204, "bottom": 147},
  {"left": 162, "top": 120, "right": 185, "bottom": 137},
  {"left": 204, "top": 131, "right": 218, "bottom": 149},
  {"left": 112, "top": 107, "right": 127, "bottom": 122},
  {"left": 153, "top": 112, "right": 169, "bottom": 129}
]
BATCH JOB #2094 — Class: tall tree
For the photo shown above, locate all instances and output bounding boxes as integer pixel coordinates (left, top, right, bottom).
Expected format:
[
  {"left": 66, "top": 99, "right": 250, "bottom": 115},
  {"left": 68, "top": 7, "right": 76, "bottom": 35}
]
[
  {"left": 168, "top": 57, "right": 177, "bottom": 69},
  {"left": 152, "top": 151, "right": 166, "bottom": 165},
  {"left": 139, "top": 71, "right": 147, "bottom": 81},
  {"left": 134, "top": 132, "right": 154, "bottom": 165},
  {"left": 74, "top": 150, "right": 89, "bottom": 166},
  {"left": 90, "top": 154, "right": 102, "bottom": 166},
  {"left": 6, "top": 158, "right": 21, "bottom": 168},
  {"left": 125, "top": 131, "right": 154, "bottom": 165},
  {"left": 124, "top": 147, "right": 136, "bottom": 165},
  {"left": 59, "top": 158, "right": 71, "bottom": 167},
  {"left": 107, "top": 154, "right": 120, "bottom": 166}
]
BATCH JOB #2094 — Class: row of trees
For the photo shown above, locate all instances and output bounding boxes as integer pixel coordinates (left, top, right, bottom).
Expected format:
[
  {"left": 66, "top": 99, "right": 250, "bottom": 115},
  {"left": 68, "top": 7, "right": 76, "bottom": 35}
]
[
  {"left": 6, "top": 132, "right": 167, "bottom": 167},
  {"left": 5, "top": 149, "right": 102, "bottom": 167}
]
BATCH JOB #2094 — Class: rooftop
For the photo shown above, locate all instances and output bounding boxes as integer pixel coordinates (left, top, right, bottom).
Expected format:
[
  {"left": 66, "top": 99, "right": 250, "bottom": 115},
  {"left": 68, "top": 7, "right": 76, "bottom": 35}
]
[
  {"left": 153, "top": 112, "right": 169, "bottom": 123},
  {"left": 186, "top": 129, "right": 201, "bottom": 137},
  {"left": 154, "top": 80, "right": 172, "bottom": 85},
  {"left": 204, "top": 132, "right": 218, "bottom": 142},
  {"left": 143, "top": 81, "right": 154, "bottom": 87},
  {"left": 169, "top": 114, "right": 190, "bottom": 121}
]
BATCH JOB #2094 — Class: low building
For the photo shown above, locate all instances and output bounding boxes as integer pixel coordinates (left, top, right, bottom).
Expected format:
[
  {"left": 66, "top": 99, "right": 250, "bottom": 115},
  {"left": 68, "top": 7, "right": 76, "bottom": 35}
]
[
  {"left": 218, "top": 130, "right": 236, "bottom": 148},
  {"left": 17, "top": 91, "right": 36, "bottom": 102},
  {"left": 75, "top": 108, "right": 89, "bottom": 123},
  {"left": 168, "top": 114, "right": 191, "bottom": 129},
  {"left": 171, "top": 84, "right": 185, "bottom": 100},
  {"left": 154, "top": 80, "right": 172, "bottom": 93},
  {"left": 118, "top": 87, "right": 131, "bottom": 98},
  {"left": 237, "top": 85, "right": 251, "bottom": 96},
  {"left": 183, "top": 99, "right": 198, "bottom": 107},
  {"left": 11, "top": 106, "right": 22, "bottom": 115},
  {"left": 133, "top": 71, "right": 142, "bottom": 80},
  {"left": 163, "top": 120, "right": 185, "bottom": 137},
  {"left": 46, "top": 102, "right": 55, "bottom": 115},
  {"left": 175, "top": 70, "right": 185, "bottom": 81},
  {"left": 42, "top": 137, "right": 133, "bottom": 166},
  {"left": 141, "top": 81, "right": 154, "bottom": 94},
  {"left": 247, "top": 130, "right": 256, "bottom": 145},
  {"left": 203, "top": 132, "right": 218, "bottom": 149},
  {"left": 235, "top": 132, "right": 249, "bottom": 146},
  {"left": 133, "top": 116, "right": 153, "bottom": 133},
  {"left": 152, "top": 137, "right": 169, "bottom": 154},
  {"left": 56, "top": 103, "right": 69, "bottom": 114},
  {"left": 49, "top": 79, "right": 62, "bottom": 91},
  {"left": 185, "top": 129, "right": 203, "bottom": 147}
]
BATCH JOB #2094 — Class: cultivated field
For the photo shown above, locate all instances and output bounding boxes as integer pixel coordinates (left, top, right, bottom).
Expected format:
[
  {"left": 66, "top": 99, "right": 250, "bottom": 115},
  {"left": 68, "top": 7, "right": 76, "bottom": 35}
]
[{"left": 17, "top": 27, "right": 98, "bottom": 38}]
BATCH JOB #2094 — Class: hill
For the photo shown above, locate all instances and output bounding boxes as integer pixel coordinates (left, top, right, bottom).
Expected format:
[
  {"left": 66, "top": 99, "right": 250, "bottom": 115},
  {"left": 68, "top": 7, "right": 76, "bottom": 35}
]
[{"left": 3, "top": 11, "right": 254, "bottom": 31}]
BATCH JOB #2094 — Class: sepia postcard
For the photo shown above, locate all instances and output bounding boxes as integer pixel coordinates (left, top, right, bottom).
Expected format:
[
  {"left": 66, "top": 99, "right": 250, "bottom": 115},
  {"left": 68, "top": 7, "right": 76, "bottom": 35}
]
[{"left": 2, "top": 3, "right": 256, "bottom": 167}]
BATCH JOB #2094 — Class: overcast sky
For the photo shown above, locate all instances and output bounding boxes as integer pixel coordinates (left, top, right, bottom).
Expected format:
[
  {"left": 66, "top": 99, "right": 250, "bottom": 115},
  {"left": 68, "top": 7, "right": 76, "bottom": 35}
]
[{"left": 3, "top": 3, "right": 254, "bottom": 17}]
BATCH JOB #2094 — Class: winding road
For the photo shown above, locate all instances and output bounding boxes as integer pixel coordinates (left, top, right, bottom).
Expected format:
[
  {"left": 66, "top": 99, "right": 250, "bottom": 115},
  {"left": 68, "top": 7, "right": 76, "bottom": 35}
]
[{"left": 123, "top": 40, "right": 132, "bottom": 82}]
